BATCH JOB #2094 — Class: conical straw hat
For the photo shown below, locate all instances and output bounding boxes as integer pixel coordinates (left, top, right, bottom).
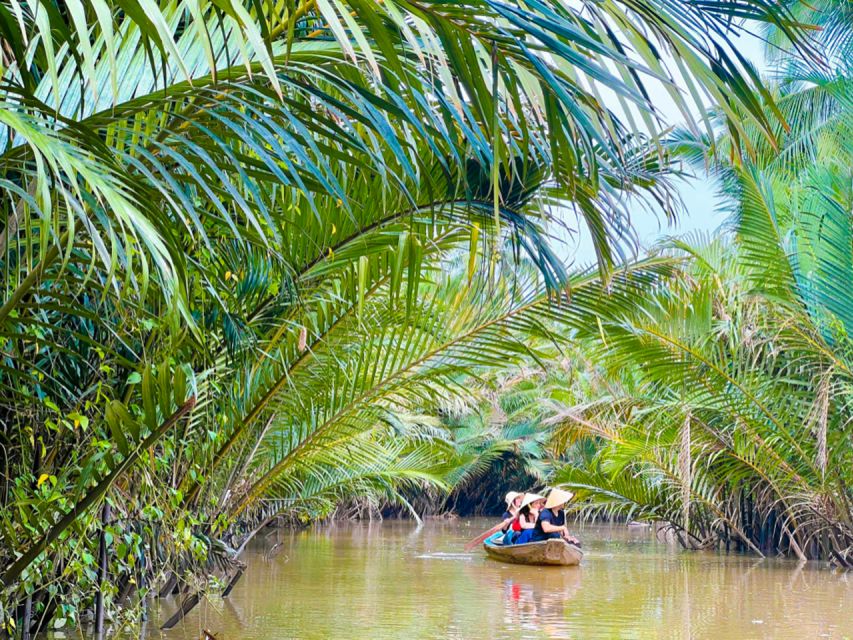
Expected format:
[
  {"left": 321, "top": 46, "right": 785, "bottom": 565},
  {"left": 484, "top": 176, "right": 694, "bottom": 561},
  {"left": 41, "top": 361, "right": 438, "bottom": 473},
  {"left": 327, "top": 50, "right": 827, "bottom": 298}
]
[
  {"left": 505, "top": 491, "right": 522, "bottom": 506},
  {"left": 544, "top": 488, "right": 574, "bottom": 509},
  {"left": 520, "top": 493, "right": 545, "bottom": 509}
]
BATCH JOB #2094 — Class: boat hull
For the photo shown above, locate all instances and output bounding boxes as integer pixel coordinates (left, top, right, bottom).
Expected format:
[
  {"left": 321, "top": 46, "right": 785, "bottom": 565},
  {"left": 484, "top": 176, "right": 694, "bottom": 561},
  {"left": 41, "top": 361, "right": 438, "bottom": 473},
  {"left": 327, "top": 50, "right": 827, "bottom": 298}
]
[{"left": 483, "top": 538, "right": 583, "bottom": 566}]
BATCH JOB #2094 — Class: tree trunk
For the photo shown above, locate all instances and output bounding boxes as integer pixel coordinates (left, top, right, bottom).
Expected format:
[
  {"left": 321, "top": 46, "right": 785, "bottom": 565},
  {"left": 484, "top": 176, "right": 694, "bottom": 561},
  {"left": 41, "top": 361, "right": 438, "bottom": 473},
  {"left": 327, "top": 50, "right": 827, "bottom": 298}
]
[
  {"left": 160, "top": 593, "right": 200, "bottom": 630},
  {"left": 95, "top": 502, "right": 111, "bottom": 636},
  {"left": 22, "top": 595, "right": 32, "bottom": 640}
]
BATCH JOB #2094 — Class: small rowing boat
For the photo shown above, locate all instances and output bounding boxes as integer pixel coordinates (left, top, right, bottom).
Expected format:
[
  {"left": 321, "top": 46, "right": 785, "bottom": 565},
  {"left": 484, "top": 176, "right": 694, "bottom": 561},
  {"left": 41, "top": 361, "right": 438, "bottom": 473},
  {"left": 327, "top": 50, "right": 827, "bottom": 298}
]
[{"left": 483, "top": 537, "right": 583, "bottom": 566}]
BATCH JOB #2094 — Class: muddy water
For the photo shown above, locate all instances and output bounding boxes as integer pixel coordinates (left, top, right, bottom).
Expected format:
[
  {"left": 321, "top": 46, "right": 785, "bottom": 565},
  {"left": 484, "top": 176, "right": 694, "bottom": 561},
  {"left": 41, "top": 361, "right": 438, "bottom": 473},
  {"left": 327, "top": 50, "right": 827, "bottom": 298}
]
[{"left": 141, "top": 519, "right": 851, "bottom": 640}]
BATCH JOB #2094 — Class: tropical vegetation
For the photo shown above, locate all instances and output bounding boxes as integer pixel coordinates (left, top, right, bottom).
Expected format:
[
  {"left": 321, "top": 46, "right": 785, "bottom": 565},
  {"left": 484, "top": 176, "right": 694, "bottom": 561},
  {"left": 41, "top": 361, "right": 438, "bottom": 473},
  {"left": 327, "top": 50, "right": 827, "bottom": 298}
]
[
  {"left": 548, "top": 0, "right": 853, "bottom": 564},
  {"left": 0, "top": 0, "right": 835, "bottom": 637}
]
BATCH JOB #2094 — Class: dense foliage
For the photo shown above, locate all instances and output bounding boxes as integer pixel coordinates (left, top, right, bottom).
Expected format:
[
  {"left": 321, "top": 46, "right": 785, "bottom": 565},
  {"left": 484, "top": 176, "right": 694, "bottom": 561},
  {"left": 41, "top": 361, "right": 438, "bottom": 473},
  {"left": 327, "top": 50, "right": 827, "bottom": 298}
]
[
  {"left": 545, "top": 2, "right": 853, "bottom": 565},
  {"left": 410, "top": 0, "right": 853, "bottom": 567},
  {"left": 0, "top": 0, "right": 820, "bottom": 637}
]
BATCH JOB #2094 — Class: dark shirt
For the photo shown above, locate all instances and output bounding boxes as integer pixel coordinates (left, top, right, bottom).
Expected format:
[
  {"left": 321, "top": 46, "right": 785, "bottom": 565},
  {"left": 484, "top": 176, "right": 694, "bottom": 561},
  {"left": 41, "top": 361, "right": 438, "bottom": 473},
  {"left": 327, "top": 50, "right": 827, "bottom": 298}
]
[
  {"left": 501, "top": 510, "right": 513, "bottom": 532},
  {"left": 535, "top": 508, "right": 565, "bottom": 536}
]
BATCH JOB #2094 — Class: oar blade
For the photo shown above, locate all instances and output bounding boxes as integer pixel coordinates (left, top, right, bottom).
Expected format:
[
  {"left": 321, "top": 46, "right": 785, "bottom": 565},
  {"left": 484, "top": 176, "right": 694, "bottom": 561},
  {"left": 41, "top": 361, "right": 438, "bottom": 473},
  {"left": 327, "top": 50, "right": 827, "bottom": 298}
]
[{"left": 463, "top": 523, "right": 504, "bottom": 551}]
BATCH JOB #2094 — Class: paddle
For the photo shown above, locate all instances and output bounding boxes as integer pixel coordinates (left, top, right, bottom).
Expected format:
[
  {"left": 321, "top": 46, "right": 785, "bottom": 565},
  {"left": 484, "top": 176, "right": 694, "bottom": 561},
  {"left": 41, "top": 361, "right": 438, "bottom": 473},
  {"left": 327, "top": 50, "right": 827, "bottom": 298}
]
[{"left": 464, "top": 522, "right": 506, "bottom": 551}]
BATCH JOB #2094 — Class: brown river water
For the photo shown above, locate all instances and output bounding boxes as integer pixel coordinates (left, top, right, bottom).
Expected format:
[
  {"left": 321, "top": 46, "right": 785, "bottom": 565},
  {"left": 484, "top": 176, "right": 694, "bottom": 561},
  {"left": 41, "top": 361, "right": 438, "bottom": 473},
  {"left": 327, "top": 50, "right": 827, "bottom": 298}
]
[{"left": 134, "top": 518, "right": 850, "bottom": 640}]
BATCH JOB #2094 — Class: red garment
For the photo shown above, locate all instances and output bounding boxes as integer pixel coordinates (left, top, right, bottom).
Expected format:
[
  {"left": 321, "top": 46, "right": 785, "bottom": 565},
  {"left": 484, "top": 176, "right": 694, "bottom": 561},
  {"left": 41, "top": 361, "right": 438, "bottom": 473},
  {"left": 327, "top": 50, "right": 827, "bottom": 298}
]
[{"left": 511, "top": 512, "right": 535, "bottom": 531}]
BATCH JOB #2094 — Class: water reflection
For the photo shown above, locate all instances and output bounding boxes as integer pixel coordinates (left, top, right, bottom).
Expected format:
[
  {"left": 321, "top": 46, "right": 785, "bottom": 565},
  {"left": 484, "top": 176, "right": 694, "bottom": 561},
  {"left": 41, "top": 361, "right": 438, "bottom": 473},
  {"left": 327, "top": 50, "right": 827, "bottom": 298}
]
[
  {"left": 497, "top": 571, "right": 581, "bottom": 638},
  {"left": 133, "top": 519, "right": 851, "bottom": 640}
]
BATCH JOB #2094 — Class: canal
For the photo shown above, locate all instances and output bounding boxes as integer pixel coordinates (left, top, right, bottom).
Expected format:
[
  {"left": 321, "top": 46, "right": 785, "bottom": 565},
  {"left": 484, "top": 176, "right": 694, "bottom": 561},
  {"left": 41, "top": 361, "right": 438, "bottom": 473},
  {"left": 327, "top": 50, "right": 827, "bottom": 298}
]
[{"left": 141, "top": 519, "right": 852, "bottom": 639}]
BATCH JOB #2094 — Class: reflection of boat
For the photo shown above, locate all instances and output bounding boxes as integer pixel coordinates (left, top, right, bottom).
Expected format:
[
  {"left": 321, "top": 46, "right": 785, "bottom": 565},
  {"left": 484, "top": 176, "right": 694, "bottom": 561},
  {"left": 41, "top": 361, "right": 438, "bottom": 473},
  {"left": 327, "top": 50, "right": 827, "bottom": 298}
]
[{"left": 483, "top": 538, "right": 583, "bottom": 566}]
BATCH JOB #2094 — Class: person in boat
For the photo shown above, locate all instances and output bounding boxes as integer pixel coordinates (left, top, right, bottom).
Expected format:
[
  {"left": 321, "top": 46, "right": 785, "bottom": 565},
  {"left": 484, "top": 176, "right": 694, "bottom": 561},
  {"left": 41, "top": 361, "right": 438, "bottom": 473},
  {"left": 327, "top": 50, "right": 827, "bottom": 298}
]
[
  {"left": 532, "top": 488, "right": 580, "bottom": 545},
  {"left": 500, "top": 491, "right": 523, "bottom": 534},
  {"left": 511, "top": 493, "right": 545, "bottom": 544},
  {"left": 480, "top": 492, "right": 524, "bottom": 547}
]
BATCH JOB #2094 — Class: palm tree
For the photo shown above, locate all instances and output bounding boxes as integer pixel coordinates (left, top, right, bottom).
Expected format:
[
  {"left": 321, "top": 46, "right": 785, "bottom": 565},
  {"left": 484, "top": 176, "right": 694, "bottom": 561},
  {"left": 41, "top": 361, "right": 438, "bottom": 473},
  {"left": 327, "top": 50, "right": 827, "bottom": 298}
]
[
  {"left": 0, "top": 0, "right": 808, "bottom": 633},
  {"left": 550, "top": 234, "right": 853, "bottom": 562},
  {"left": 548, "top": 6, "right": 852, "bottom": 564}
]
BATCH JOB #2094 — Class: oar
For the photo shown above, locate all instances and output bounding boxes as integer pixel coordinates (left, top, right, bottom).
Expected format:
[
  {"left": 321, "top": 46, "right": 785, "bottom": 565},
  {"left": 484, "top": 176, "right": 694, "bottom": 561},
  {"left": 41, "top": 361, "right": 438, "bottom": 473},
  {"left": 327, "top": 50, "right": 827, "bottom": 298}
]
[{"left": 464, "top": 523, "right": 505, "bottom": 551}]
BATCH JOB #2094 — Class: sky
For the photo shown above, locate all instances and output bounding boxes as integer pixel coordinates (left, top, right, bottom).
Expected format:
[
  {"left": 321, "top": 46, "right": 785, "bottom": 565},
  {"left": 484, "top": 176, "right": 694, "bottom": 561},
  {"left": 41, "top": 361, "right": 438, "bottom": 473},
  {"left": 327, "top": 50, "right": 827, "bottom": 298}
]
[{"left": 559, "top": 32, "right": 767, "bottom": 267}]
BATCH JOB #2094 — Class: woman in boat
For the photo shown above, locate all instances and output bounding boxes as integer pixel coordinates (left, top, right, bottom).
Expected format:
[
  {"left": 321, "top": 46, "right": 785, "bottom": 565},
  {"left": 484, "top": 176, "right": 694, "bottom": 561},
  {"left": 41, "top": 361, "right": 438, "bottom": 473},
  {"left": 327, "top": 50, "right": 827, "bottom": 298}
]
[
  {"left": 499, "top": 491, "right": 523, "bottom": 541},
  {"left": 532, "top": 488, "right": 580, "bottom": 545},
  {"left": 501, "top": 491, "right": 524, "bottom": 533},
  {"left": 501, "top": 492, "right": 523, "bottom": 527},
  {"left": 511, "top": 494, "right": 545, "bottom": 544},
  {"left": 500, "top": 491, "right": 523, "bottom": 544}
]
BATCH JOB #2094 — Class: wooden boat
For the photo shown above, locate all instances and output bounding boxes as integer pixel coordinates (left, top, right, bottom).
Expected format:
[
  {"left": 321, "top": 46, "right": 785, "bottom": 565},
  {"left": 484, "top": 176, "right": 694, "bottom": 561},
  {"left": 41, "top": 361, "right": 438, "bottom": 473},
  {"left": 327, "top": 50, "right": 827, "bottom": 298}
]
[{"left": 483, "top": 537, "right": 583, "bottom": 566}]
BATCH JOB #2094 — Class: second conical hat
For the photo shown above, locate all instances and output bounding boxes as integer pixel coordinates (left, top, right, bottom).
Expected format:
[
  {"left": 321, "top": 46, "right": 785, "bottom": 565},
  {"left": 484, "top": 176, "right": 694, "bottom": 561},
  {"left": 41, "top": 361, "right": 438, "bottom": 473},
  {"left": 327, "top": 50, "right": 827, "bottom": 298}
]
[{"left": 520, "top": 492, "right": 545, "bottom": 509}]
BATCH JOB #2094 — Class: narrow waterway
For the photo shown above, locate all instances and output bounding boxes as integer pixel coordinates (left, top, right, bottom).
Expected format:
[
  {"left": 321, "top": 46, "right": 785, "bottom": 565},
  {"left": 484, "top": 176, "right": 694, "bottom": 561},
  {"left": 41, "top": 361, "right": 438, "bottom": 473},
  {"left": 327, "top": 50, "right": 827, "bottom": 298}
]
[{"left": 142, "top": 519, "right": 851, "bottom": 640}]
